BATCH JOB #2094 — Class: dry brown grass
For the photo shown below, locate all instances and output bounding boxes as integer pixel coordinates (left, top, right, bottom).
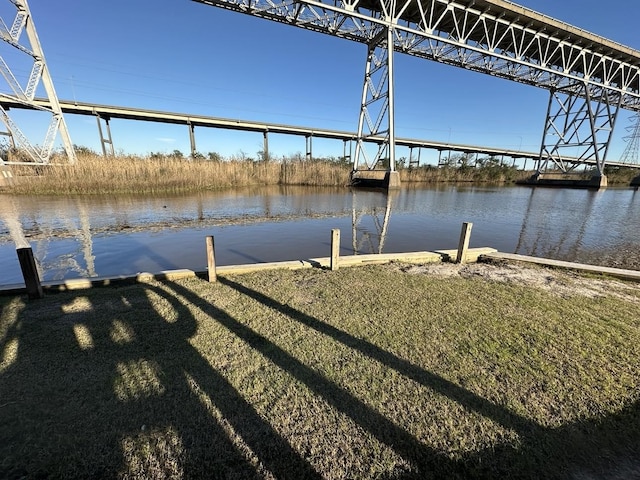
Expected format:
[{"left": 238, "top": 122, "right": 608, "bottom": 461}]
[
  {"left": 400, "top": 165, "right": 533, "bottom": 183},
  {"left": 6, "top": 156, "right": 532, "bottom": 195},
  {"left": 8, "top": 153, "right": 352, "bottom": 194},
  {"left": 10, "top": 152, "right": 634, "bottom": 195}
]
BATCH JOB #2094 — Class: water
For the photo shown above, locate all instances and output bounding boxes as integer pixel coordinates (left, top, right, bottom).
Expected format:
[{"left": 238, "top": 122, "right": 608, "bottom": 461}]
[{"left": 1, "top": 184, "right": 639, "bottom": 286}]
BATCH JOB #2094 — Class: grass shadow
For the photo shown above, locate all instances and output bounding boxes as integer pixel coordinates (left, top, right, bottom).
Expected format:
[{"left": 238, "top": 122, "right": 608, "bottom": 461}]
[
  {"left": 166, "top": 279, "right": 462, "bottom": 477},
  {"left": 2, "top": 272, "right": 639, "bottom": 479},
  {"left": 217, "top": 276, "right": 640, "bottom": 479},
  {"left": 0, "top": 282, "right": 320, "bottom": 479}
]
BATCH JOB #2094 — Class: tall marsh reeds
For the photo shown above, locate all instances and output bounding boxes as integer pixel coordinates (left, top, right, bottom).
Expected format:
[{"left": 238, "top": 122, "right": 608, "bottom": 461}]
[
  {"left": 401, "top": 164, "right": 533, "bottom": 184},
  {"left": 11, "top": 151, "right": 632, "bottom": 195},
  {"left": 7, "top": 153, "right": 353, "bottom": 195}
]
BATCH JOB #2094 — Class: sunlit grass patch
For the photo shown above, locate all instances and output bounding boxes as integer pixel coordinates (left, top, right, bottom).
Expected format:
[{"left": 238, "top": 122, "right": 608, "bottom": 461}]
[{"left": 1, "top": 263, "right": 639, "bottom": 478}]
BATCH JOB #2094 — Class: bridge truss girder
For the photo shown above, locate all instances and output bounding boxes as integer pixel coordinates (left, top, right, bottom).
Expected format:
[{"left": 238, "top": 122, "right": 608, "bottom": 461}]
[
  {"left": 538, "top": 83, "right": 622, "bottom": 175},
  {"left": 194, "top": 0, "right": 640, "bottom": 170},
  {"left": 354, "top": 24, "right": 397, "bottom": 172},
  {"left": 0, "top": 0, "right": 75, "bottom": 164}
]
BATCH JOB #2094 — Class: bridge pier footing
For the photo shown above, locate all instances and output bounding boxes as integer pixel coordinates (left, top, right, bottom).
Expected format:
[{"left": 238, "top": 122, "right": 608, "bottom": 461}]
[
  {"left": 518, "top": 172, "right": 608, "bottom": 189},
  {"left": 0, "top": 163, "right": 14, "bottom": 187},
  {"left": 350, "top": 170, "right": 401, "bottom": 189}
]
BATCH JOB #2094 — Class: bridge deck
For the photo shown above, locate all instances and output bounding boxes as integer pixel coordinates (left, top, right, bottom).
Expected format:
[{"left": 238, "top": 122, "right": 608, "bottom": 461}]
[
  {"left": 378, "top": 0, "right": 640, "bottom": 63},
  {"left": 0, "top": 96, "right": 551, "bottom": 162}
]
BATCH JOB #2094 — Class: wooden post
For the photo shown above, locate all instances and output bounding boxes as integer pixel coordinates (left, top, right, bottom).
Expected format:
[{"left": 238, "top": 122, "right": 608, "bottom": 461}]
[
  {"left": 17, "top": 247, "right": 43, "bottom": 299},
  {"left": 206, "top": 236, "right": 216, "bottom": 282},
  {"left": 330, "top": 229, "right": 340, "bottom": 271},
  {"left": 456, "top": 222, "right": 473, "bottom": 264}
]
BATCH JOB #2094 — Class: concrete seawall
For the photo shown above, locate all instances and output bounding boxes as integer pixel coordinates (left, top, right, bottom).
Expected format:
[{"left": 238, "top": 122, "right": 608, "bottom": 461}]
[{"left": 517, "top": 173, "right": 608, "bottom": 189}]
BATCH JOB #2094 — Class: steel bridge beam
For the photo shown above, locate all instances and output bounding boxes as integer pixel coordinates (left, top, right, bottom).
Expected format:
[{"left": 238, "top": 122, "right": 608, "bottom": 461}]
[
  {"left": 192, "top": 0, "right": 640, "bottom": 108},
  {"left": 538, "top": 85, "right": 622, "bottom": 174},
  {"left": 353, "top": 7, "right": 396, "bottom": 174},
  {"left": 0, "top": 0, "right": 75, "bottom": 164}
]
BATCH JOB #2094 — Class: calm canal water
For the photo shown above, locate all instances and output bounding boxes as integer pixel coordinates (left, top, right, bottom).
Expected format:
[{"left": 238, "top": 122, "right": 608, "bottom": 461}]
[{"left": 1, "top": 184, "right": 639, "bottom": 286}]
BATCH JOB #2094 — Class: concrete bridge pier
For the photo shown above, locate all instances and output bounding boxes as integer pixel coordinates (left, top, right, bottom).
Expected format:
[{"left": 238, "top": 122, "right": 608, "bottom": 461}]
[
  {"left": 520, "top": 172, "right": 608, "bottom": 189},
  {"left": 350, "top": 170, "right": 401, "bottom": 189},
  {"left": 0, "top": 162, "right": 14, "bottom": 187}
]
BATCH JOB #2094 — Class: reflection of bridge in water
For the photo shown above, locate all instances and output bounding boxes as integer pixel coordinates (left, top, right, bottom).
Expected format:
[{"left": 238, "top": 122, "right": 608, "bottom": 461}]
[
  {"left": 1, "top": 188, "right": 395, "bottom": 282},
  {"left": 2, "top": 186, "right": 640, "bottom": 284},
  {"left": 352, "top": 191, "right": 393, "bottom": 255},
  {"left": 0, "top": 197, "right": 97, "bottom": 282},
  {"left": 515, "top": 187, "right": 640, "bottom": 266}
]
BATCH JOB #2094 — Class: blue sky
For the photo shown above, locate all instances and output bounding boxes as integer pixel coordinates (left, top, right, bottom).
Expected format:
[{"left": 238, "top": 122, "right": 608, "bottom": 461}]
[{"left": 4, "top": 0, "right": 640, "bottom": 162}]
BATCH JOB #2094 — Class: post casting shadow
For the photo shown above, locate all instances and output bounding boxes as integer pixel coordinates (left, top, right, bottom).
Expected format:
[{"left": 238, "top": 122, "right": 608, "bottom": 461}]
[{"left": 217, "top": 277, "right": 640, "bottom": 479}]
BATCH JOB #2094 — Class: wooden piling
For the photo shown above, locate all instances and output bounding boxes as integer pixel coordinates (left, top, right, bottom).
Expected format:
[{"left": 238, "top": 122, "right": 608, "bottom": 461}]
[
  {"left": 17, "top": 246, "right": 43, "bottom": 299},
  {"left": 456, "top": 222, "right": 473, "bottom": 264},
  {"left": 206, "top": 235, "right": 217, "bottom": 282},
  {"left": 330, "top": 229, "right": 340, "bottom": 271}
]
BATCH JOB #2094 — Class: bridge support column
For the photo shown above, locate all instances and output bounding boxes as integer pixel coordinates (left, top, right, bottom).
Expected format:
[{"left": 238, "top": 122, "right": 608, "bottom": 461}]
[
  {"left": 537, "top": 83, "right": 621, "bottom": 178},
  {"left": 96, "top": 114, "right": 115, "bottom": 157},
  {"left": 351, "top": 13, "right": 400, "bottom": 189},
  {"left": 342, "top": 139, "right": 351, "bottom": 164},
  {"left": 305, "top": 134, "right": 312, "bottom": 161},
  {"left": 0, "top": 0, "right": 76, "bottom": 164},
  {"left": 263, "top": 130, "right": 269, "bottom": 161},
  {"left": 188, "top": 121, "right": 197, "bottom": 158}
]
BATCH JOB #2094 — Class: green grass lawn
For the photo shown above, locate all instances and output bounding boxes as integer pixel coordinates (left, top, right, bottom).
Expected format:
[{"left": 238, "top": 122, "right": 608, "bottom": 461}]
[{"left": 1, "top": 263, "right": 639, "bottom": 479}]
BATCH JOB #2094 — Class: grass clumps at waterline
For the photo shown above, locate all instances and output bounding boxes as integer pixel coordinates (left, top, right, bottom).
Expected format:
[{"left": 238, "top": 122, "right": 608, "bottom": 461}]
[{"left": 2, "top": 262, "right": 639, "bottom": 479}]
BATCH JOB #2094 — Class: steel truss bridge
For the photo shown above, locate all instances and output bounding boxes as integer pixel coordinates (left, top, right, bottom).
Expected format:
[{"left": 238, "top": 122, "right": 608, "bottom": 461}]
[
  {"left": 1, "top": 0, "right": 640, "bottom": 176},
  {"left": 192, "top": 0, "right": 640, "bottom": 176}
]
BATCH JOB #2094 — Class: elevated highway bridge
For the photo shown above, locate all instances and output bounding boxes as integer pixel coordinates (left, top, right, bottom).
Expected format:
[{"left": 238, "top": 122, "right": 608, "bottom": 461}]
[
  {"left": 2, "top": 97, "right": 639, "bottom": 172},
  {"left": 1, "top": 0, "right": 640, "bottom": 187}
]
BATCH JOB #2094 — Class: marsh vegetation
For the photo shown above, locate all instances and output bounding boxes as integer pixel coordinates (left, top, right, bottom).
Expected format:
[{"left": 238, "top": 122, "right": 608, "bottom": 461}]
[{"left": 4, "top": 149, "right": 541, "bottom": 195}]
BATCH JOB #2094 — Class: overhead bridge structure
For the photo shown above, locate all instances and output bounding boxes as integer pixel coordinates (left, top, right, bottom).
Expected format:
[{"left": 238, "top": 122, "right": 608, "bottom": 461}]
[
  {"left": 193, "top": 0, "right": 640, "bottom": 186},
  {"left": 0, "top": 0, "right": 76, "bottom": 164},
  {"left": 3, "top": 96, "right": 640, "bottom": 172},
  {"left": 2, "top": 0, "right": 640, "bottom": 187}
]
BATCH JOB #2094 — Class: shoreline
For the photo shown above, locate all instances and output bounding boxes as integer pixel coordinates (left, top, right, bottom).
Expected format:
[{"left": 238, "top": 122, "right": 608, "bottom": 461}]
[{"left": 5, "top": 247, "right": 640, "bottom": 296}]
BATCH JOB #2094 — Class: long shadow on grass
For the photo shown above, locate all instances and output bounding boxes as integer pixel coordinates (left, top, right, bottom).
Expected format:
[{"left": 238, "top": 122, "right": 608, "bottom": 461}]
[
  {"left": 167, "top": 279, "right": 464, "bottom": 477},
  {"left": 217, "top": 276, "right": 640, "bottom": 479},
  {"left": 0, "top": 284, "right": 320, "bottom": 479}
]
